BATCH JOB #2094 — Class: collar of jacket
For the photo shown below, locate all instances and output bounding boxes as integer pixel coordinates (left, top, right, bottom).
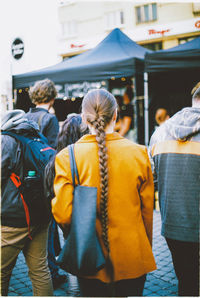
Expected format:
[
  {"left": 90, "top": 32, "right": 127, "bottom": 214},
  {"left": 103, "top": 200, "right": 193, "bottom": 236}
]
[
  {"left": 77, "top": 132, "right": 123, "bottom": 143},
  {"left": 29, "top": 107, "right": 48, "bottom": 113}
]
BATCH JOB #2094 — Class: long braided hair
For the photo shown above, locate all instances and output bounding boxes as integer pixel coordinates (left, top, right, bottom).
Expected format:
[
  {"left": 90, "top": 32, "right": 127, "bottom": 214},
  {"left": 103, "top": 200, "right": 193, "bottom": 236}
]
[{"left": 82, "top": 89, "right": 117, "bottom": 255}]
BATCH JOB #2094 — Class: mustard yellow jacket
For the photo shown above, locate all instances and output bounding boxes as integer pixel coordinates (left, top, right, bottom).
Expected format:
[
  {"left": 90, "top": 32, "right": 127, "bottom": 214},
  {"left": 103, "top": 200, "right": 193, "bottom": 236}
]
[{"left": 52, "top": 133, "right": 156, "bottom": 282}]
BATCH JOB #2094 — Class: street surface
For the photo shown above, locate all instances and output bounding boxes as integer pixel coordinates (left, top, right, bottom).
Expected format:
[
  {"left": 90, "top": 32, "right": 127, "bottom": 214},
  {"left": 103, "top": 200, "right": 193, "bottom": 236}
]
[{"left": 8, "top": 211, "right": 178, "bottom": 296}]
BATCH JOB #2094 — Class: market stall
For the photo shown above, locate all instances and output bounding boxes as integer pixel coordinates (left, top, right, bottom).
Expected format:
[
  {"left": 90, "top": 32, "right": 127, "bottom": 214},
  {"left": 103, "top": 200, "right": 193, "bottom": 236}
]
[
  {"left": 13, "top": 28, "right": 149, "bottom": 88},
  {"left": 13, "top": 28, "right": 151, "bottom": 144},
  {"left": 144, "top": 36, "right": 200, "bottom": 145}
]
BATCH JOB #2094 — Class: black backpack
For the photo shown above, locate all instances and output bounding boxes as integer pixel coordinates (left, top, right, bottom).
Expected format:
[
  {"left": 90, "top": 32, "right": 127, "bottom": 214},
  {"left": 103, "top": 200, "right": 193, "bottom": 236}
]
[{"left": 2, "top": 131, "right": 56, "bottom": 235}]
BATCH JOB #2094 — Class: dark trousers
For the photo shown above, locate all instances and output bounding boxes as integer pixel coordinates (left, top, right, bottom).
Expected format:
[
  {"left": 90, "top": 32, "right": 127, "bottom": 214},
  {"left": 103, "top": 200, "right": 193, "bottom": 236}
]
[
  {"left": 166, "top": 238, "right": 199, "bottom": 297},
  {"left": 48, "top": 219, "right": 61, "bottom": 278},
  {"left": 78, "top": 275, "right": 146, "bottom": 297}
]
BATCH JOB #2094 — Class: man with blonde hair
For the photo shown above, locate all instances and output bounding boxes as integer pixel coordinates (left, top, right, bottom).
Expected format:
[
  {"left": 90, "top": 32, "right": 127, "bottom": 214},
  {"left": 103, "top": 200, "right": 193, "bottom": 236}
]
[{"left": 149, "top": 88, "right": 200, "bottom": 296}]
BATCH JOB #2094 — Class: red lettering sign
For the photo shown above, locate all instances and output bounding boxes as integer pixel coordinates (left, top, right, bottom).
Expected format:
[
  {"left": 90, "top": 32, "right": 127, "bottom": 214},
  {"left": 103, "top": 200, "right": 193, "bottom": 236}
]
[
  {"left": 195, "top": 20, "right": 200, "bottom": 29},
  {"left": 148, "top": 29, "right": 170, "bottom": 36},
  {"left": 70, "top": 44, "right": 85, "bottom": 48}
]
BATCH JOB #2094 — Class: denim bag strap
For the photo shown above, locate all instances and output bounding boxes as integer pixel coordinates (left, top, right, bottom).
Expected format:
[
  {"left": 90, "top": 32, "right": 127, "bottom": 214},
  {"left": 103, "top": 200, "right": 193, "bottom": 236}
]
[{"left": 68, "top": 144, "right": 80, "bottom": 186}]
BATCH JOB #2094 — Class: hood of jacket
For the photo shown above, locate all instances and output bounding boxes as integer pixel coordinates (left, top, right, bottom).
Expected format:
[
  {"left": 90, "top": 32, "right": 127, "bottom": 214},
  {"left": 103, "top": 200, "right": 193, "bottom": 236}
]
[
  {"left": 164, "top": 107, "right": 200, "bottom": 141},
  {"left": 1, "top": 109, "right": 39, "bottom": 135}
]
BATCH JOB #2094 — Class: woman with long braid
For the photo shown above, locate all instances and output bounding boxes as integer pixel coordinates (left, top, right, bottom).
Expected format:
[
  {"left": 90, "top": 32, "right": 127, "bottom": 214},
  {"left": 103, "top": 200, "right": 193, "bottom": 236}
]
[{"left": 52, "top": 89, "right": 156, "bottom": 296}]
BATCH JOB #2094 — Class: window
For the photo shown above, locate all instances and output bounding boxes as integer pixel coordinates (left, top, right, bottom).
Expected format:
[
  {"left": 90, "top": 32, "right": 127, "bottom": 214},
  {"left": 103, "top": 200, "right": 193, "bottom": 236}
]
[
  {"left": 62, "top": 21, "right": 77, "bottom": 37},
  {"left": 136, "top": 3, "right": 157, "bottom": 24},
  {"left": 105, "top": 11, "right": 124, "bottom": 29},
  {"left": 193, "top": 3, "right": 200, "bottom": 16},
  {"left": 58, "top": 0, "right": 75, "bottom": 6},
  {"left": 178, "top": 36, "right": 196, "bottom": 44},
  {"left": 142, "top": 42, "right": 162, "bottom": 51}
]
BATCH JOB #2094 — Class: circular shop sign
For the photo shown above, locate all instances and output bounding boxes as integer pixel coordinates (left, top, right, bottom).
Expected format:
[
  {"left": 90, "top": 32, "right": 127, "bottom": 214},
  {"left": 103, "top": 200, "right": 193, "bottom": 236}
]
[{"left": 11, "top": 38, "right": 24, "bottom": 60}]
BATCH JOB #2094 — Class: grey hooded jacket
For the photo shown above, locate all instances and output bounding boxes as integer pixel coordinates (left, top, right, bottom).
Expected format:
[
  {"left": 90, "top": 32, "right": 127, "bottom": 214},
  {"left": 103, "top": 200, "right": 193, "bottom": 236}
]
[
  {"left": 1, "top": 110, "right": 41, "bottom": 227},
  {"left": 149, "top": 107, "right": 200, "bottom": 242}
]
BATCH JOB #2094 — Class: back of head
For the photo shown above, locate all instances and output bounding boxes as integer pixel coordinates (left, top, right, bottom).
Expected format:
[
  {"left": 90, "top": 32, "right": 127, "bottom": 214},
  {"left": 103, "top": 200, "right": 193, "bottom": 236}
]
[
  {"left": 191, "top": 82, "right": 200, "bottom": 95},
  {"left": 82, "top": 89, "right": 117, "bottom": 255},
  {"left": 82, "top": 89, "right": 117, "bottom": 129},
  {"left": 57, "top": 114, "right": 88, "bottom": 152},
  {"left": 192, "top": 87, "right": 200, "bottom": 108},
  {"left": 155, "top": 108, "right": 169, "bottom": 126},
  {"left": 29, "top": 79, "right": 57, "bottom": 104}
]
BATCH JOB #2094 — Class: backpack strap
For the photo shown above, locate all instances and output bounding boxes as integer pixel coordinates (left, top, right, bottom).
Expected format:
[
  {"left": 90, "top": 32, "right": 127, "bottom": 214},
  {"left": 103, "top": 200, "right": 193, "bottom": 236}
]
[
  {"left": 2, "top": 130, "right": 29, "bottom": 144},
  {"left": 2, "top": 130, "right": 53, "bottom": 147},
  {"left": 10, "top": 172, "right": 32, "bottom": 240},
  {"left": 68, "top": 144, "right": 80, "bottom": 187}
]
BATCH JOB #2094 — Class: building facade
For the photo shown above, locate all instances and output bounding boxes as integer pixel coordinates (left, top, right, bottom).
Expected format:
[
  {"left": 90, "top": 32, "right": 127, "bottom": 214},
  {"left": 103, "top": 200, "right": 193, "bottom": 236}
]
[
  {"left": 0, "top": 0, "right": 61, "bottom": 112},
  {"left": 57, "top": 1, "right": 200, "bottom": 58}
]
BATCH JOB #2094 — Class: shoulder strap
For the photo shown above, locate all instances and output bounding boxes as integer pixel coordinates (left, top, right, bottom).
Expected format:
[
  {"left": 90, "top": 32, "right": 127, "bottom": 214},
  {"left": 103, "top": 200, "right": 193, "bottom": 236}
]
[
  {"left": 2, "top": 130, "right": 49, "bottom": 145},
  {"left": 68, "top": 144, "right": 80, "bottom": 187},
  {"left": 1, "top": 131, "right": 27, "bottom": 144}
]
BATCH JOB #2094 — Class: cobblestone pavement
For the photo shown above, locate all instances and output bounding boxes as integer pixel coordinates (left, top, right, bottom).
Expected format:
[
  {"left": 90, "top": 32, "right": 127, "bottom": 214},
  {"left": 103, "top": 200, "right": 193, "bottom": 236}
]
[{"left": 8, "top": 211, "right": 178, "bottom": 296}]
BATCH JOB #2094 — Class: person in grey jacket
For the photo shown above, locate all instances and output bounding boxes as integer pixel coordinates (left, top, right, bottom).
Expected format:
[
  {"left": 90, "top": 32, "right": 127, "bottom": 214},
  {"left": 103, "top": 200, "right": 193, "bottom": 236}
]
[
  {"left": 149, "top": 87, "right": 200, "bottom": 296},
  {"left": 26, "top": 78, "right": 66, "bottom": 289},
  {"left": 1, "top": 109, "right": 53, "bottom": 296},
  {"left": 26, "top": 78, "right": 59, "bottom": 149}
]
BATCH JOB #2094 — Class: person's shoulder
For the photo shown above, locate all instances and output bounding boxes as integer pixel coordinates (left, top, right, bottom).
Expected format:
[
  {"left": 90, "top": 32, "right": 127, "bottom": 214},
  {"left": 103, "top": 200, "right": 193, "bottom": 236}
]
[
  {"left": 119, "top": 137, "right": 147, "bottom": 152},
  {"left": 149, "top": 123, "right": 167, "bottom": 146},
  {"left": 1, "top": 132, "right": 21, "bottom": 155},
  {"left": 56, "top": 146, "right": 69, "bottom": 160}
]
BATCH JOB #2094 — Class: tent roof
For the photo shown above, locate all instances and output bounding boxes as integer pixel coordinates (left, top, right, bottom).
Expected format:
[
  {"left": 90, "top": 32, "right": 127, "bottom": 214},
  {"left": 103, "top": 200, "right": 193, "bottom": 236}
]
[
  {"left": 145, "top": 36, "right": 200, "bottom": 73},
  {"left": 13, "top": 28, "right": 151, "bottom": 88}
]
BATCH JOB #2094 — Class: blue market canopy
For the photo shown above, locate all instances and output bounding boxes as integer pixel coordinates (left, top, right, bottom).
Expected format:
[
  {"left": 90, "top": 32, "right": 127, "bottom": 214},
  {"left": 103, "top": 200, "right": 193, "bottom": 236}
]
[
  {"left": 13, "top": 28, "right": 151, "bottom": 88},
  {"left": 145, "top": 36, "right": 200, "bottom": 72}
]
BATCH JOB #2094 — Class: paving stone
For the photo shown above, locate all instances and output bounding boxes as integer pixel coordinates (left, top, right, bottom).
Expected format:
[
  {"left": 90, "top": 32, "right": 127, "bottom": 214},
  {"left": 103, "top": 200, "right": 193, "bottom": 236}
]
[
  {"left": 8, "top": 292, "right": 19, "bottom": 296},
  {"left": 143, "top": 288, "right": 153, "bottom": 296},
  {"left": 150, "top": 285, "right": 162, "bottom": 292},
  {"left": 11, "top": 283, "right": 26, "bottom": 290}
]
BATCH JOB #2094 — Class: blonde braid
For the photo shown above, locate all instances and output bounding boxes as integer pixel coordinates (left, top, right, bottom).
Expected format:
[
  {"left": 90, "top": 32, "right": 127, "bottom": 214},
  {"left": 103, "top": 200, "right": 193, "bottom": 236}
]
[{"left": 89, "top": 116, "right": 110, "bottom": 253}]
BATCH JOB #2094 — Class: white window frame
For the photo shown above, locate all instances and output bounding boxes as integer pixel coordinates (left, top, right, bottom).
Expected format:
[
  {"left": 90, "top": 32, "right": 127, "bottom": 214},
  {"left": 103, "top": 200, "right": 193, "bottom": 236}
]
[
  {"left": 105, "top": 10, "right": 124, "bottom": 30},
  {"left": 136, "top": 3, "right": 157, "bottom": 24},
  {"left": 62, "top": 20, "right": 77, "bottom": 38},
  {"left": 58, "top": 0, "right": 76, "bottom": 7}
]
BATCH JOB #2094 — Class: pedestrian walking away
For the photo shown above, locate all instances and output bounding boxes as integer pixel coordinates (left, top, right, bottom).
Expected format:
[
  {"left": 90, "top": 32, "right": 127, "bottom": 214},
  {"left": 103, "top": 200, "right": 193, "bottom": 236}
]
[
  {"left": 1, "top": 110, "right": 53, "bottom": 296},
  {"left": 118, "top": 85, "right": 135, "bottom": 141},
  {"left": 52, "top": 89, "right": 157, "bottom": 297},
  {"left": 25, "top": 78, "right": 66, "bottom": 289},
  {"left": 26, "top": 78, "right": 59, "bottom": 149},
  {"left": 44, "top": 113, "right": 88, "bottom": 288},
  {"left": 149, "top": 87, "right": 200, "bottom": 296}
]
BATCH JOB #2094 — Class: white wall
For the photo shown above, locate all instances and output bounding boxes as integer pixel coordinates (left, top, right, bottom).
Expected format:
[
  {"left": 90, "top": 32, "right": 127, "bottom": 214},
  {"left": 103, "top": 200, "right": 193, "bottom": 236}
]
[{"left": 0, "top": 0, "right": 61, "bottom": 110}]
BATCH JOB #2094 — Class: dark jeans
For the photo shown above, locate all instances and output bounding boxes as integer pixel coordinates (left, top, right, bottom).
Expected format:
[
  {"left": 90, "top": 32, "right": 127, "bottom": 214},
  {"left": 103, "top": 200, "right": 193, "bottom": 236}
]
[
  {"left": 48, "top": 218, "right": 61, "bottom": 278},
  {"left": 78, "top": 275, "right": 146, "bottom": 297},
  {"left": 166, "top": 238, "right": 199, "bottom": 296}
]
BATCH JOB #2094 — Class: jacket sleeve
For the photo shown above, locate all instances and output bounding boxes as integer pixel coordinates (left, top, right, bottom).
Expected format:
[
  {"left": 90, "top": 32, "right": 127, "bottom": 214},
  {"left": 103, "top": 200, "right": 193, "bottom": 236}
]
[
  {"left": 139, "top": 148, "right": 154, "bottom": 246},
  {"left": 43, "top": 115, "right": 59, "bottom": 149},
  {"left": 51, "top": 149, "right": 74, "bottom": 225},
  {"left": 1, "top": 135, "right": 21, "bottom": 183}
]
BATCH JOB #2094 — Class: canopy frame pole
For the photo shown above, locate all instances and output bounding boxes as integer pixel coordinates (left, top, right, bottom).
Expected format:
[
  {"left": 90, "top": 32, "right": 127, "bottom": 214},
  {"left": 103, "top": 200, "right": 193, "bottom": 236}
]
[{"left": 144, "top": 72, "right": 149, "bottom": 146}]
